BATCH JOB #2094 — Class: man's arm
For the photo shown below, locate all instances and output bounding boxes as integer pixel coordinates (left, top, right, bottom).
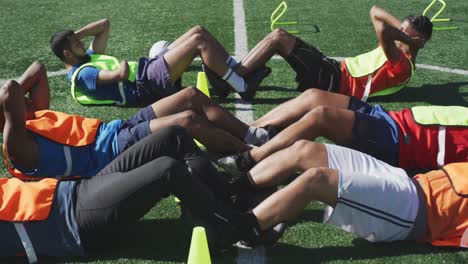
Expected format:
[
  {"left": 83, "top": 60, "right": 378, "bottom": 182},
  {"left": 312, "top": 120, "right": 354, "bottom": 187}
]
[
  {"left": 74, "top": 18, "right": 110, "bottom": 54},
  {"left": 0, "top": 80, "right": 39, "bottom": 170},
  {"left": 96, "top": 60, "right": 130, "bottom": 85},
  {"left": 370, "top": 6, "right": 421, "bottom": 62},
  {"left": 17, "top": 61, "right": 50, "bottom": 112}
]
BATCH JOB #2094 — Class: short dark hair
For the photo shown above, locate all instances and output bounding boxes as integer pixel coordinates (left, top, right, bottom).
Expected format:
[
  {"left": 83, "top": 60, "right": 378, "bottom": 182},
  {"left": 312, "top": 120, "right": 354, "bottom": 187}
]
[
  {"left": 49, "top": 30, "right": 74, "bottom": 61},
  {"left": 405, "top": 15, "right": 433, "bottom": 41}
]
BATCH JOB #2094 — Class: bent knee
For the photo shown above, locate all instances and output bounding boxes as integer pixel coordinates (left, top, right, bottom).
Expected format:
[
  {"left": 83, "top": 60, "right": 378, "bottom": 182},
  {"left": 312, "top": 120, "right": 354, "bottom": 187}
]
[
  {"left": 302, "top": 167, "right": 330, "bottom": 191},
  {"left": 176, "top": 110, "right": 201, "bottom": 128},
  {"left": 291, "top": 140, "right": 321, "bottom": 156},
  {"left": 179, "top": 87, "right": 198, "bottom": 99},
  {"left": 305, "top": 105, "right": 334, "bottom": 125},
  {"left": 191, "top": 25, "right": 206, "bottom": 34},
  {"left": 300, "top": 88, "right": 325, "bottom": 101},
  {"left": 271, "top": 28, "right": 288, "bottom": 40}
]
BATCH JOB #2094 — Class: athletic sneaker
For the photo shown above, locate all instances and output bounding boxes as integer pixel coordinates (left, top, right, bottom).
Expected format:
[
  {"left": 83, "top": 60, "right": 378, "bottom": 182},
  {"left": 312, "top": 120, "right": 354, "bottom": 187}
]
[
  {"left": 180, "top": 203, "right": 238, "bottom": 253},
  {"left": 217, "top": 151, "right": 256, "bottom": 177},
  {"left": 238, "top": 66, "right": 272, "bottom": 102},
  {"left": 237, "top": 222, "right": 288, "bottom": 248},
  {"left": 202, "top": 63, "right": 232, "bottom": 98},
  {"left": 264, "top": 125, "right": 278, "bottom": 141}
]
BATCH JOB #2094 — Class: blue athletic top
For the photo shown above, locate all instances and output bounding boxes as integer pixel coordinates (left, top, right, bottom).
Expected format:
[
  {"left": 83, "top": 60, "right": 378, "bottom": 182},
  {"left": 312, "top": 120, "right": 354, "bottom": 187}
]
[
  {"left": 67, "top": 50, "right": 138, "bottom": 105},
  {"left": 13, "top": 120, "right": 122, "bottom": 178},
  {"left": 0, "top": 181, "right": 84, "bottom": 257}
]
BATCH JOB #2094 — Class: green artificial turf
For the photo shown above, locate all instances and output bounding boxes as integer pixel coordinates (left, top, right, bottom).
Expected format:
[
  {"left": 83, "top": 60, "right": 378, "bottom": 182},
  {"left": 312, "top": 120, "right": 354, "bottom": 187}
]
[{"left": 0, "top": 0, "right": 467, "bottom": 263}]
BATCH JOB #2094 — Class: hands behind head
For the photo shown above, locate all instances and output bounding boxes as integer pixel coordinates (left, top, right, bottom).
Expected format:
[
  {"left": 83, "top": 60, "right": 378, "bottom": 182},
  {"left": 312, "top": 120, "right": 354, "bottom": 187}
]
[{"left": 0, "top": 80, "right": 33, "bottom": 132}]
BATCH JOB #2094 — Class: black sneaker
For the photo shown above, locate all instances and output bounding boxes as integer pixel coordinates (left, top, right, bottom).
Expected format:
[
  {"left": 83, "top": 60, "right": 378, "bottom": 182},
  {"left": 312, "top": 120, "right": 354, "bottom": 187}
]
[
  {"left": 264, "top": 125, "right": 278, "bottom": 141},
  {"left": 238, "top": 222, "right": 288, "bottom": 248},
  {"left": 202, "top": 63, "right": 232, "bottom": 98},
  {"left": 180, "top": 203, "right": 238, "bottom": 253},
  {"left": 217, "top": 151, "right": 256, "bottom": 177},
  {"left": 238, "top": 66, "right": 271, "bottom": 102}
]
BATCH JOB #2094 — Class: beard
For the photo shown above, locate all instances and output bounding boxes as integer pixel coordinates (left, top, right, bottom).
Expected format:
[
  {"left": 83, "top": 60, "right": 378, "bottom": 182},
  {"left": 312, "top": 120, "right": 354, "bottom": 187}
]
[
  {"left": 70, "top": 49, "right": 91, "bottom": 64},
  {"left": 78, "top": 53, "right": 91, "bottom": 64}
]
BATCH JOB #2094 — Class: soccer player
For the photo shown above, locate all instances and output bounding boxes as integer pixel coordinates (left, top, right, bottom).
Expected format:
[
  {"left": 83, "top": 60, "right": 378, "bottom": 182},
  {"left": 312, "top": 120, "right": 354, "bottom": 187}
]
[
  {"left": 0, "top": 127, "right": 254, "bottom": 260},
  {"left": 50, "top": 19, "right": 270, "bottom": 104},
  {"left": 0, "top": 62, "right": 276, "bottom": 179},
  {"left": 232, "top": 6, "right": 432, "bottom": 101},
  {"left": 224, "top": 141, "right": 468, "bottom": 248},
  {"left": 218, "top": 89, "right": 468, "bottom": 174}
]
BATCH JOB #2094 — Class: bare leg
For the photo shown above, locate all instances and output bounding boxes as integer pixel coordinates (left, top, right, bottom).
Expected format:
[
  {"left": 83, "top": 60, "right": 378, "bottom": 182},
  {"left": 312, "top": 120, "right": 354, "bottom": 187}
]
[
  {"left": 236, "top": 28, "right": 296, "bottom": 76},
  {"left": 17, "top": 61, "right": 50, "bottom": 111},
  {"left": 166, "top": 26, "right": 207, "bottom": 50},
  {"left": 253, "top": 167, "right": 338, "bottom": 230},
  {"left": 148, "top": 110, "right": 250, "bottom": 154},
  {"left": 252, "top": 89, "right": 350, "bottom": 129},
  {"left": 163, "top": 26, "right": 237, "bottom": 81},
  {"left": 250, "top": 106, "right": 355, "bottom": 162},
  {"left": 150, "top": 87, "right": 249, "bottom": 139},
  {"left": 248, "top": 141, "right": 338, "bottom": 230},
  {"left": 249, "top": 140, "right": 329, "bottom": 187}
]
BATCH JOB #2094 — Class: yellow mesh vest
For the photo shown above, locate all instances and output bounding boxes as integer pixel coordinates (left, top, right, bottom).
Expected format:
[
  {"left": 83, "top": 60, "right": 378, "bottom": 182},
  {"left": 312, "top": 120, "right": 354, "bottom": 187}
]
[{"left": 70, "top": 54, "right": 138, "bottom": 105}]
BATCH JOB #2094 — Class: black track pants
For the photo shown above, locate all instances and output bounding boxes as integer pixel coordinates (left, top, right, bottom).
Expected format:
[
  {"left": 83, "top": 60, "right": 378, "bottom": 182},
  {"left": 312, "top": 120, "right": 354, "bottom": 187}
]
[{"left": 75, "top": 126, "right": 220, "bottom": 250}]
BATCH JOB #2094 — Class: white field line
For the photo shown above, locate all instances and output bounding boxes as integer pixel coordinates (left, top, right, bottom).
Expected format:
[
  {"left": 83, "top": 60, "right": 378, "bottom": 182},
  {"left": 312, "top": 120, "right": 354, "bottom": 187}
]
[
  {"left": 2, "top": 56, "right": 467, "bottom": 88},
  {"left": 0, "top": 69, "right": 68, "bottom": 86},
  {"left": 233, "top": 0, "right": 254, "bottom": 125},
  {"left": 233, "top": 0, "right": 265, "bottom": 263}
]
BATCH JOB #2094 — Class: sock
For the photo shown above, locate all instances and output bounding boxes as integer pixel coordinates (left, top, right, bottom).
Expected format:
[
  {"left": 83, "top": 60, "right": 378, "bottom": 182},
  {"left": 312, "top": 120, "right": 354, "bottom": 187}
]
[
  {"left": 244, "top": 126, "right": 269, "bottom": 146},
  {"left": 226, "top": 55, "right": 239, "bottom": 68},
  {"left": 243, "top": 211, "right": 262, "bottom": 238},
  {"left": 222, "top": 68, "right": 246, "bottom": 92}
]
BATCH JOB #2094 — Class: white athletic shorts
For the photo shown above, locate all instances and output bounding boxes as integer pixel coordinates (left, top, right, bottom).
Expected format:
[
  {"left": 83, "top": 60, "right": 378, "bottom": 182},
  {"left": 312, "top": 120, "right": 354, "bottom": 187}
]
[{"left": 322, "top": 144, "right": 419, "bottom": 242}]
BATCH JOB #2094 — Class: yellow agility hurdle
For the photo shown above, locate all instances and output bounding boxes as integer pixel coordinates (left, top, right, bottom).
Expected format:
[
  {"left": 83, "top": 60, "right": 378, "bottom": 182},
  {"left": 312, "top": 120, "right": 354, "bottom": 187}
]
[
  {"left": 271, "top": 1, "right": 299, "bottom": 34},
  {"left": 423, "top": 0, "right": 458, "bottom": 30}
]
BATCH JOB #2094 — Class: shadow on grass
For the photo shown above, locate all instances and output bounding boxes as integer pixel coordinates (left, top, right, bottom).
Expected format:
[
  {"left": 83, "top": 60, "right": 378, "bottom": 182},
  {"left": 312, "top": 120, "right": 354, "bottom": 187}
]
[
  {"left": 269, "top": 238, "right": 466, "bottom": 264},
  {"left": 2, "top": 218, "right": 238, "bottom": 264},
  {"left": 185, "top": 64, "right": 202, "bottom": 73},
  {"left": 2, "top": 219, "right": 197, "bottom": 264},
  {"left": 369, "top": 82, "right": 468, "bottom": 106},
  {"left": 259, "top": 85, "right": 297, "bottom": 93},
  {"left": 293, "top": 209, "right": 325, "bottom": 224}
]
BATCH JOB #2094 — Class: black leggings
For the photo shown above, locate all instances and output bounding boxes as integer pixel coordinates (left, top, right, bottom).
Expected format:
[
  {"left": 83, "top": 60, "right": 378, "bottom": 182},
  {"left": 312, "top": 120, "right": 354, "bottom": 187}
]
[{"left": 75, "top": 126, "right": 224, "bottom": 251}]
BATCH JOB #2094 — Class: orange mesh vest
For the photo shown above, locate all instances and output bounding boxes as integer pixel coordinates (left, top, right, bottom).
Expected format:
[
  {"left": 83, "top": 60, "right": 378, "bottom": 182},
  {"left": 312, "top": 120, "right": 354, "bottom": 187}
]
[
  {"left": 414, "top": 163, "right": 468, "bottom": 248},
  {"left": 3, "top": 110, "right": 101, "bottom": 180},
  {"left": 0, "top": 178, "right": 58, "bottom": 262}
]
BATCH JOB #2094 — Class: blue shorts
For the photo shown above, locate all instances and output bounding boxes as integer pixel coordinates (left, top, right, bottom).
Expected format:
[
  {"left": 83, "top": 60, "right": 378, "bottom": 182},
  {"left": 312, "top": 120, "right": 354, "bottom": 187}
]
[
  {"left": 116, "top": 106, "right": 156, "bottom": 153},
  {"left": 348, "top": 97, "right": 399, "bottom": 165},
  {"left": 135, "top": 48, "right": 182, "bottom": 106}
]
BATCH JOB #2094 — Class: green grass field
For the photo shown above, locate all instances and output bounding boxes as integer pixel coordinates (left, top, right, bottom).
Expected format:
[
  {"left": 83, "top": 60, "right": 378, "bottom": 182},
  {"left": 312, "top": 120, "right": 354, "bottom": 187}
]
[{"left": 0, "top": 0, "right": 467, "bottom": 263}]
